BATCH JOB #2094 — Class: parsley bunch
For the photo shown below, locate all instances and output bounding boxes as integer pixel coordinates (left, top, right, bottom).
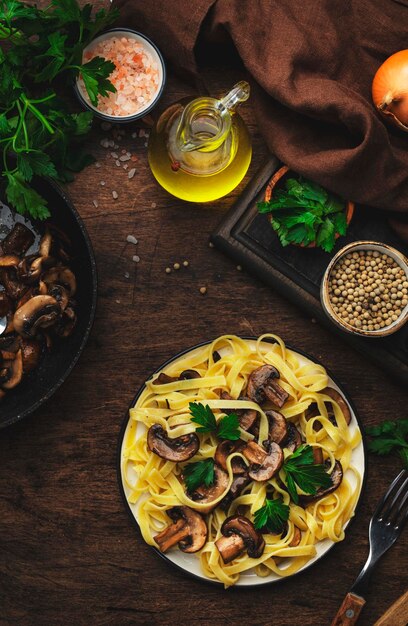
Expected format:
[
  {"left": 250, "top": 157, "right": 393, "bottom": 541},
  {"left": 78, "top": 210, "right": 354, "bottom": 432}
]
[
  {"left": 0, "top": 0, "right": 118, "bottom": 219},
  {"left": 257, "top": 177, "right": 348, "bottom": 252},
  {"left": 184, "top": 458, "right": 215, "bottom": 493},
  {"left": 366, "top": 419, "right": 408, "bottom": 468},
  {"left": 254, "top": 497, "right": 289, "bottom": 533}
]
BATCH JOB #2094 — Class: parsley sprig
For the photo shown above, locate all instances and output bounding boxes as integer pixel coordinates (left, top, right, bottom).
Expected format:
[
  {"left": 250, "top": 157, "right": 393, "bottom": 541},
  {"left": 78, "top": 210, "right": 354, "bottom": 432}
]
[
  {"left": 257, "top": 177, "right": 347, "bottom": 253},
  {"left": 254, "top": 497, "right": 289, "bottom": 533},
  {"left": 282, "top": 444, "right": 332, "bottom": 504},
  {"left": 0, "top": 0, "right": 118, "bottom": 218},
  {"left": 183, "top": 458, "right": 215, "bottom": 492},
  {"left": 189, "top": 402, "right": 241, "bottom": 441},
  {"left": 366, "top": 419, "right": 408, "bottom": 468}
]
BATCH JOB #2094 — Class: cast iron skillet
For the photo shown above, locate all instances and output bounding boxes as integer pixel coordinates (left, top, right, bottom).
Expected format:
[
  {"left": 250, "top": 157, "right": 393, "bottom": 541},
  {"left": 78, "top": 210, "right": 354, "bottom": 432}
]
[{"left": 0, "top": 177, "right": 97, "bottom": 428}]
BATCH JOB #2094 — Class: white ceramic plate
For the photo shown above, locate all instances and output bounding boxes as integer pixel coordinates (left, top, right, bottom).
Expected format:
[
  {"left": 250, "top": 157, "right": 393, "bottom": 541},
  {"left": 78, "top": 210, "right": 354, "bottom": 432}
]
[{"left": 118, "top": 339, "right": 366, "bottom": 586}]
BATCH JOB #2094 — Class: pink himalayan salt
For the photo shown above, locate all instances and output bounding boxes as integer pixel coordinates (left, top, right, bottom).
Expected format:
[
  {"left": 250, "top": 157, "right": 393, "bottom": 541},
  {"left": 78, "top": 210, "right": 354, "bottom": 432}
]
[{"left": 80, "top": 36, "right": 160, "bottom": 117}]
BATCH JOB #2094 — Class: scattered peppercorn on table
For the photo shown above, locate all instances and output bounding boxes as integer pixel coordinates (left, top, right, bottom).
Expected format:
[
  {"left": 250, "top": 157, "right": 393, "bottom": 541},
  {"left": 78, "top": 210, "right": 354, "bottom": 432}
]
[{"left": 0, "top": 1, "right": 407, "bottom": 625}]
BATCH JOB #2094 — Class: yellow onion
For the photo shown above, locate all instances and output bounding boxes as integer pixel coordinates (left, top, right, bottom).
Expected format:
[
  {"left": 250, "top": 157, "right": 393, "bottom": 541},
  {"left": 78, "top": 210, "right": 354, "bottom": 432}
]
[{"left": 372, "top": 49, "right": 408, "bottom": 132}]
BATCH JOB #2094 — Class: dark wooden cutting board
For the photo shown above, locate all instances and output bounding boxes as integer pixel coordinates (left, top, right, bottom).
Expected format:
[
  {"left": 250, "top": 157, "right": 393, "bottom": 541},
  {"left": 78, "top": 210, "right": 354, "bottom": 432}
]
[{"left": 211, "top": 156, "right": 408, "bottom": 385}]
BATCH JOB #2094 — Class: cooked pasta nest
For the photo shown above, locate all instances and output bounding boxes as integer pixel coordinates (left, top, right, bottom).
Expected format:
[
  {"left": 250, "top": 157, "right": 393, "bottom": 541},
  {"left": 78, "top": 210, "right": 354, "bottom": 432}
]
[{"left": 121, "top": 334, "right": 363, "bottom": 587}]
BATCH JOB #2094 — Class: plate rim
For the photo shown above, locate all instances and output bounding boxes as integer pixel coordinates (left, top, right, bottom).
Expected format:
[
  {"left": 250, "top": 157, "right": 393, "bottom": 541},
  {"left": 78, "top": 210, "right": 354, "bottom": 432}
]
[
  {"left": 116, "top": 336, "right": 367, "bottom": 588},
  {"left": 0, "top": 177, "right": 98, "bottom": 429}
]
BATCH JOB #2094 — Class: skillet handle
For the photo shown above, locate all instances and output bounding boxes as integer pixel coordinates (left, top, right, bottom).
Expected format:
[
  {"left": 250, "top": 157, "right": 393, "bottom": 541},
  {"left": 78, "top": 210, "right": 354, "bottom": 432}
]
[{"left": 331, "top": 592, "right": 366, "bottom": 626}]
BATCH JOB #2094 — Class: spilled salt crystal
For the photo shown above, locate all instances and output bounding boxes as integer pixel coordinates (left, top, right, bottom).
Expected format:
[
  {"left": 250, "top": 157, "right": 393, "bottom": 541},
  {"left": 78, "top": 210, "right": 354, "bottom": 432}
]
[
  {"left": 127, "top": 235, "right": 138, "bottom": 245},
  {"left": 112, "top": 191, "right": 118, "bottom": 199},
  {"left": 128, "top": 168, "right": 136, "bottom": 179},
  {"left": 132, "top": 255, "right": 140, "bottom": 263}
]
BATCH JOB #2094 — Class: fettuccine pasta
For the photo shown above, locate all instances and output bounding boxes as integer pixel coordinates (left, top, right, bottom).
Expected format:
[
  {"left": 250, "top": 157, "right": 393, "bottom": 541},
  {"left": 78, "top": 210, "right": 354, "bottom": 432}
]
[{"left": 121, "top": 334, "right": 362, "bottom": 587}]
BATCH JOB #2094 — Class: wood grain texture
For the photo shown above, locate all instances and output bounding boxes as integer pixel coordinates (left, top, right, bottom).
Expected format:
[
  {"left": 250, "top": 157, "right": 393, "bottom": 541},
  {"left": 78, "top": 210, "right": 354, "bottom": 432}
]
[
  {"left": 0, "top": 2, "right": 407, "bottom": 625},
  {"left": 331, "top": 592, "right": 366, "bottom": 626},
  {"left": 373, "top": 590, "right": 408, "bottom": 626}
]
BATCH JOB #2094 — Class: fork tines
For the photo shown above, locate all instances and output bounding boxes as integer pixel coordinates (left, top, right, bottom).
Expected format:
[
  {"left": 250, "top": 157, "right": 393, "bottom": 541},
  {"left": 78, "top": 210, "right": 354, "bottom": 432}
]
[{"left": 375, "top": 469, "right": 408, "bottom": 529}]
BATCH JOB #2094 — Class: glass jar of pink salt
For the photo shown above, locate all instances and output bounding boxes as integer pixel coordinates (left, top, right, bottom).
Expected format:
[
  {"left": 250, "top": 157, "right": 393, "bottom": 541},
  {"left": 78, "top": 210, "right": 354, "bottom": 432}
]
[{"left": 76, "top": 29, "right": 166, "bottom": 122}]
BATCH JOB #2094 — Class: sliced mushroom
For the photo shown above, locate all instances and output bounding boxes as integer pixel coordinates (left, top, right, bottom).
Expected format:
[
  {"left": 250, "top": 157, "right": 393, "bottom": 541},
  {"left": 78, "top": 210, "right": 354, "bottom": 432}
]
[
  {"left": 215, "top": 516, "right": 265, "bottom": 564},
  {"left": 0, "top": 268, "right": 28, "bottom": 300},
  {"left": 154, "top": 506, "right": 207, "bottom": 554},
  {"left": 221, "top": 473, "right": 251, "bottom": 511},
  {"left": 266, "top": 410, "right": 288, "bottom": 445},
  {"left": 300, "top": 460, "right": 343, "bottom": 506},
  {"left": 13, "top": 295, "right": 61, "bottom": 338},
  {"left": 1, "top": 349, "right": 23, "bottom": 389},
  {"left": 189, "top": 464, "right": 229, "bottom": 513},
  {"left": 179, "top": 369, "right": 201, "bottom": 380},
  {"left": 16, "top": 287, "right": 37, "bottom": 310},
  {"left": 283, "top": 423, "right": 303, "bottom": 452},
  {"left": 21, "top": 338, "right": 42, "bottom": 373},
  {"left": 305, "top": 387, "right": 351, "bottom": 429},
  {"left": 0, "top": 255, "right": 20, "bottom": 268},
  {"left": 53, "top": 305, "right": 76, "bottom": 337},
  {"left": 247, "top": 364, "right": 289, "bottom": 408},
  {"left": 215, "top": 440, "right": 247, "bottom": 474},
  {"left": 1, "top": 223, "right": 34, "bottom": 256},
  {"left": 288, "top": 525, "right": 302, "bottom": 547},
  {"left": 313, "top": 447, "right": 324, "bottom": 465},
  {"left": 39, "top": 229, "right": 52, "bottom": 257},
  {"left": 212, "top": 350, "right": 221, "bottom": 363},
  {"left": 243, "top": 440, "right": 284, "bottom": 482},
  {"left": 220, "top": 391, "right": 258, "bottom": 431},
  {"left": 0, "top": 332, "right": 20, "bottom": 352},
  {"left": 147, "top": 424, "right": 199, "bottom": 462},
  {"left": 42, "top": 267, "right": 76, "bottom": 297}
]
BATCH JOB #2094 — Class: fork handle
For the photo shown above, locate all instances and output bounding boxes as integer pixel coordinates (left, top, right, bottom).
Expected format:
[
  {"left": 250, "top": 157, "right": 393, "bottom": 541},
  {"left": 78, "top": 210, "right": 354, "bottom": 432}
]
[{"left": 331, "top": 592, "right": 366, "bottom": 625}]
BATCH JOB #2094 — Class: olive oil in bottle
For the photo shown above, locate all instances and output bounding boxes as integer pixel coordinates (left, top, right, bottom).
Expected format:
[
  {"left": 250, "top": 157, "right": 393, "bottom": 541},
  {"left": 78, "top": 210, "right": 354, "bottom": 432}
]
[{"left": 148, "top": 82, "right": 252, "bottom": 203}]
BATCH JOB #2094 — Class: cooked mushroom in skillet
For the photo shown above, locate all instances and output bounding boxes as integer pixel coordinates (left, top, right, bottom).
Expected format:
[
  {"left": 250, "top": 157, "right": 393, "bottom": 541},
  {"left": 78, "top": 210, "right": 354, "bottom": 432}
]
[
  {"left": 246, "top": 364, "right": 289, "bottom": 408},
  {"left": 300, "top": 460, "right": 343, "bottom": 506},
  {"left": 154, "top": 506, "right": 207, "bottom": 553},
  {"left": 215, "top": 515, "right": 265, "bottom": 563},
  {"left": 0, "top": 222, "right": 78, "bottom": 399},
  {"left": 242, "top": 440, "right": 284, "bottom": 481},
  {"left": 188, "top": 463, "right": 229, "bottom": 513},
  {"left": 147, "top": 424, "right": 200, "bottom": 462}
]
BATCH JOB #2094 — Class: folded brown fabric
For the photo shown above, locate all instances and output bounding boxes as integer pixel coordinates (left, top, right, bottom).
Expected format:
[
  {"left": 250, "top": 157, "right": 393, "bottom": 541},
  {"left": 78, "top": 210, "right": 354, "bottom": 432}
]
[{"left": 113, "top": 0, "right": 408, "bottom": 214}]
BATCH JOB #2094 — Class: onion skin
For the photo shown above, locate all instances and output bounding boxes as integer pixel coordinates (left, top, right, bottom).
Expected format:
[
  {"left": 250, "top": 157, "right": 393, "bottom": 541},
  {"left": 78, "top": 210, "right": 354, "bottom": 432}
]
[{"left": 372, "top": 49, "right": 408, "bottom": 132}]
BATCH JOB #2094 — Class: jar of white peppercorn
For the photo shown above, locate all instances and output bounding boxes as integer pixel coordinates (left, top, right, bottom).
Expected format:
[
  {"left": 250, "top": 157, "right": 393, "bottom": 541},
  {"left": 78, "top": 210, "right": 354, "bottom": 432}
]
[{"left": 321, "top": 241, "right": 408, "bottom": 337}]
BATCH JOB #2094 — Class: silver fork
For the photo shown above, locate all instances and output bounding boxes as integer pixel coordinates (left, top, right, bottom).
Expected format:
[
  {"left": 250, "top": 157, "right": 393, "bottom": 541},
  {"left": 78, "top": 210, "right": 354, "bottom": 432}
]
[{"left": 331, "top": 469, "right": 408, "bottom": 626}]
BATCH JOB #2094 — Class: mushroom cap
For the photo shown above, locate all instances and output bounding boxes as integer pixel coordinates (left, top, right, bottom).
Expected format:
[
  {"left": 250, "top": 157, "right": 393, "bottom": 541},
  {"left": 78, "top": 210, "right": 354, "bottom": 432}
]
[
  {"left": 322, "top": 387, "right": 351, "bottom": 426},
  {"left": 13, "top": 295, "right": 61, "bottom": 338},
  {"left": 147, "top": 424, "right": 199, "bottom": 462},
  {"left": 220, "top": 391, "right": 258, "bottom": 431},
  {"left": 244, "top": 440, "right": 284, "bottom": 482},
  {"left": 179, "top": 369, "right": 201, "bottom": 380},
  {"left": 300, "top": 460, "right": 343, "bottom": 506},
  {"left": 41, "top": 267, "right": 76, "bottom": 297},
  {"left": 214, "top": 439, "right": 247, "bottom": 474},
  {"left": 221, "top": 515, "right": 265, "bottom": 559},
  {"left": 221, "top": 473, "right": 251, "bottom": 511},
  {"left": 21, "top": 338, "right": 42, "bottom": 374},
  {"left": 154, "top": 506, "right": 207, "bottom": 554}
]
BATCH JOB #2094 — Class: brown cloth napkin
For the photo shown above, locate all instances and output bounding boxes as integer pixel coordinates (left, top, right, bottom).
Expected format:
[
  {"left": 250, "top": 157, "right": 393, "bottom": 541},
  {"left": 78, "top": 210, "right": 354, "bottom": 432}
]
[{"left": 114, "top": 0, "right": 408, "bottom": 216}]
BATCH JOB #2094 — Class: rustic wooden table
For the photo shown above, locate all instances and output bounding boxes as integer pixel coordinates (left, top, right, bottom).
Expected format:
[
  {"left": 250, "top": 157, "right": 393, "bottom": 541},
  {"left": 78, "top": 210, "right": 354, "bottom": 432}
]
[{"left": 0, "top": 5, "right": 407, "bottom": 626}]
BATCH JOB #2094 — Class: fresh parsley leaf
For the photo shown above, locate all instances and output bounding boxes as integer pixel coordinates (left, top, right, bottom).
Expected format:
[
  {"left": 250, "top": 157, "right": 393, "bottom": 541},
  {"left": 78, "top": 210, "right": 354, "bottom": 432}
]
[
  {"left": 217, "top": 413, "right": 241, "bottom": 440},
  {"left": 283, "top": 444, "right": 332, "bottom": 504},
  {"left": 0, "top": 0, "right": 38, "bottom": 22},
  {"left": 80, "top": 56, "right": 116, "bottom": 107},
  {"left": 331, "top": 211, "right": 347, "bottom": 236},
  {"left": 189, "top": 403, "right": 241, "bottom": 440},
  {"left": 316, "top": 217, "right": 335, "bottom": 253},
  {"left": 17, "top": 151, "right": 58, "bottom": 182},
  {"left": 254, "top": 497, "right": 290, "bottom": 533},
  {"left": 183, "top": 458, "right": 215, "bottom": 492},
  {"left": 5, "top": 171, "right": 50, "bottom": 219},
  {"left": 34, "top": 32, "right": 68, "bottom": 82},
  {"left": 366, "top": 419, "right": 408, "bottom": 468},
  {"left": 71, "top": 111, "right": 93, "bottom": 136},
  {"left": 189, "top": 402, "right": 217, "bottom": 433},
  {"left": 51, "top": 0, "right": 81, "bottom": 22}
]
